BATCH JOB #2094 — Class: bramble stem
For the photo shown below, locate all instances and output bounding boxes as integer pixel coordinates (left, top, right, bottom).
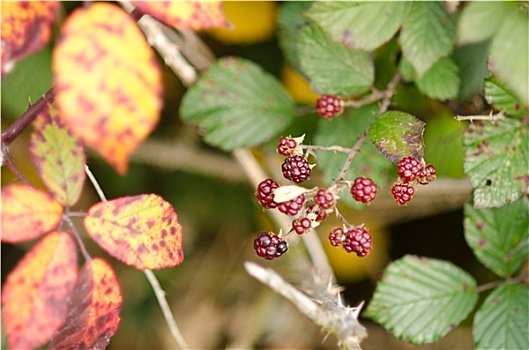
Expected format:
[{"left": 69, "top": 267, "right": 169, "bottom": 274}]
[
  {"left": 84, "top": 165, "right": 108, "bottom": 202},
  {"left": 144, "top": 269, "right": 189, "bottom": 349},
  {"left": 63, "top": 213, "right": 92, "bottom": 262},
  {"left": 454, "top": 110, "right": 505, "bottom": 122},
  {"left": 476, "top": 271, "right": 529, "bottom": 293}
]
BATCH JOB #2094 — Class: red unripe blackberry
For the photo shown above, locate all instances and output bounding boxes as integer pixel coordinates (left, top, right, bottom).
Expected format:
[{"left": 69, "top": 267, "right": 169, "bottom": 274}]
[
  {"left": 305, "top": 204, "right": 327, "bottom": 222},
  {"left": 277, "top": 194, "right": 305, "bottom": 216},
  {"left": 328, "top": 227, "right": 344, "bottom": 247},
  {"left": 255, "top": 178, "right": 279, "bottom": 209},
  {"left": 254, "top": 232, "right": 288, "bottom": 260},
  {"left": 292, "top": 217, "right": 312, "bottom": 235},
  {"left": 351, "top": 177, "right": 378, "bottom": 203},
  {"left": 417, "top": 164, "right": 437, "bottom": 185},
  {"left": 342, "top": 227, "right": 372, "bottom": 257},
  {"left": 397, "top": 156, "right": 424, "bottom": 182},
  {"left": 316, "top": 95, "right": 343, "bottom": 120},
  {"left": 314, "top": 188, "right": 336, "bottom": 210},
  {"left": 391, "top": 181, "right": 415, "bottom": 205},
  {"left": 277, "top": 136, "right": 297, "bottom": 157},
  {"left": 282, "top": 155, "right": 311, "bottom": 183}
]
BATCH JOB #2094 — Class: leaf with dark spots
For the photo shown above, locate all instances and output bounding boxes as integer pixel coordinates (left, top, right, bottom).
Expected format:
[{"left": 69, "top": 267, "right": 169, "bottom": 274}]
[
  {"left": 48, "top": 258, "right": 122, "bottom": 350},
  {"left": 84, "top": 194, "right": 183, "bottom": 270},
  {"left": 368, "top": 111, "right": 426, "bottom": 163},
  {"left": 2, "top": 232, "right": 78, "bottom": 349}
]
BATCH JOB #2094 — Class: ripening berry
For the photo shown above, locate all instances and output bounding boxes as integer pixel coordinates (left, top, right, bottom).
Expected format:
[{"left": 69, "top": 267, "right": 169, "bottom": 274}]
[
  {"left": 292, "top": 217, "right": 312, "bottom": 235},
  {"left": 316, "top": 95, "right": 343, "bottom": 120},
  {"left": 277, "top": 194, "right": 305, "bottom": 216},
  {"left": 282, "top": 155, "right": 311, "bottom": 183},
  {"left": 397, "top": 156, "right": 424, "bottom": 182},
  {"left": 391, "top": 181, "right": 415, "bottom": 205},
  {"left": 255, "top": 178, "right": 279, "bottom": 209},
  {"left": 254, "top": 232, "right": 288, "bottom": 260},
  {"left": 350, "top": 177, "right": 378, "bottom": 203},
  {"left": 342, "top": 227, "right": 372, "bottom": 257},
  {"left": 314, "top": 188, "right": 336, "bottom": 210},
  {"left": 417, "top": 164, "right": 437, "bottom": 185},
  {"left": 277, "top": 136, "right": 297, "bottom": 157},
  {"left": 328, "top": 227, "right": 344, "bottom": 247}
]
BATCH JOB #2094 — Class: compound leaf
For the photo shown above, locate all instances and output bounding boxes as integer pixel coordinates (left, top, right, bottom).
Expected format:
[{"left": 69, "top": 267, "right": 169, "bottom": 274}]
[
  {"left": 484, "top": 77, "right": 528, "bottom": 118},
  {"left": 306, "top": 1, "right": 411, "bottom": 51},
  {"left": 364, "top": 255, "right": 478, "bottom": 345},
  {"left": 399, "top": 2, "right": 456, "bottom": 76},
  {"left": 2, "top": 232, "right": 78, "bottom": 349},
  {"left": 1, "top": 184, "right": 63, "bottom": 243},
  {"left": 84, "top": 194, "right": 183, "bottom": 270},
  {"left": 180, "top": 57, "right": 294, "bottom": 150},
  {"left": 473, "top": 283, "right": 529, "bottom": 350},
  {"left": 368, "top": 111, "right": 425, "bottom": 164},
  {"left": 132, "top": 1, "right": 229, "bottom": 30},
  {"left": 464, "top": 197, "right": 529, "bottom": 277},
  {"left": 53, "top": 2, "right": 163, "bottom": 174},
  {"left": 463, "top": 118, "right": 529, "bottom": 208},
  {"left": 297, "top": 23, "right": 374, "bottom": 96},
  {"left": 49, "top": 258, "right": 122, "bottom": 350},
  {"left": 29, "top": 103, "right": 86, "bottom": 206},
  {"left": 0, "top": 1, "right": 59, "bottom": 78}
]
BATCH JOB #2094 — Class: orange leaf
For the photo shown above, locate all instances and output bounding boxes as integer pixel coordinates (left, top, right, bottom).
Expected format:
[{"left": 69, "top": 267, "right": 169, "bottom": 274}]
[
  {"left": 48, "top": 258, "right": 122, "bottom": 350},
  {"left": 1, "top": 232, "right": 78, "bottom": 349},
  {"left": 84, "top": 194, "right": 184, "bottom": 270},
  {"left": 53, "top": 2, "right": 163, "bottom": 174},
  {"left": 133, "top": 0, "right": 230, "bottom": 30},
  {"left": 0, "top": 1, "right": 59, "bottom": 78},
  {"left": 30, "top": 103, "right": 86, "bottom": 206},
  {"left": 1, "top": 184, "right": 63, "bottom": 243}
]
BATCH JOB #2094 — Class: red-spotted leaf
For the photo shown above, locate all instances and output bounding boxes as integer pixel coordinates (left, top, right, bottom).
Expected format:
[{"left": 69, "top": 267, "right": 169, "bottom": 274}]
[
  {"left": 1, "top": 232, "right": 78, "bottom": 349},
  {"left": 133, "top": 1, "right": 229, "bottom": 30},
  {"left": 53, "top": 2, "right": 163, "bottom": 174},
  {"left": 368, "top": 111, "right": 426, "bottom": 163},
  {"left": 84, "top": 194, "right": 184, "bottom": 270},
  {"left": 1, "top": 184, "right": 63, "bottom": 243},
  {"left": 1, "top": 1, "right": 59, "bottom": 78},
  {"left": 30, "top": 103, "right": 86, "bottom": 206},
  {"left": 49, "top": 258, "right": 122, "bottom": 350}
]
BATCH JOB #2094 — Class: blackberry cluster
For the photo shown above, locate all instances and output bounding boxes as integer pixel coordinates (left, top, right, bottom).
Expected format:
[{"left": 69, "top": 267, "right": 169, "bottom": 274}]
[
  {"left": 255, "top": 178, "right": 279, "bottom": 209},
  {"left": 328, "top": 226, "right": 372, "bottom": 257},
  {"left": 350, "top": 177, "right": 378, "bottom": 203},
  {"left": 276, "top": 136, "right": 297, "bottom": 157},
  {"left": 392, "top": 156, "right": 437, "bottom": 205},
  {"left": 282, "top": 155, "right": 311, "bottom": 183},
  {"left": 254, "top": 232, "right": 288, "bottom": 260},
  {"left": 316, "top": 95, "right": 343, "bottom": 120}
]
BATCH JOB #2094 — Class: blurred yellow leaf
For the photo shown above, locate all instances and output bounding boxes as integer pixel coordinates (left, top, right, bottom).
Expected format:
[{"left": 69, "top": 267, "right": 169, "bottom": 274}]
[
  {"left": 53, "top": 2, "right": 163, "bottom": 174},
  {"left": 282, "top": 64, "right": 320, "bottom": 104}
]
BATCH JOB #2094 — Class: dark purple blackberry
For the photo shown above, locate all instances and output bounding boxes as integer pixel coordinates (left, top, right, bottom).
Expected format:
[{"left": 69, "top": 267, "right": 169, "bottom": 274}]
[
  {"left": 417, "top": 164, "right": 437, "bottom": 185},
  {"left": 328, "top": 227, "right": 344, "bottom": 247},
  {"left": 391, "top": 181, "right": 415, "bottom": 205},
  {"left": 253, "top": 232, "right": 288, "bottom": 260},
  {"left": 277, "top": 194, "right": 305, "bottom": 216},
  {"left": 316, "top": 95, "right": 343, "bottom": 120},
  {"left": 397, "top": 156, "right": 424, "bottom": 183},
  {"left": 342, "top": 227, "right": 372, "bottom": 257},
  {"left": 282, "top": 155, "right": 311, "bottom": 183},
  {"left": 314, "top": 188, "right": 336, "bottom": 210},
  {"left": 350, "top": 177, "right": 378, "bottom": 203},
  {"left": 277, "top": 136, "right": 297, "bottom": 157},
  {"left": 292, "top": 217, "right": 312, "bottom": 235},
  {"left": 255, "top": 178, "right": 279, "bottom": 209}
]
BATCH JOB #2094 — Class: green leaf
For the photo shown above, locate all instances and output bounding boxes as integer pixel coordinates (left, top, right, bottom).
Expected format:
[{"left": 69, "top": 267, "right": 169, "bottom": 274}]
[
  {"left": 313, "top": 104, "right": 393, "bottom": 207},
  {"left": 368, "top": 111, "right": 425, "bottom": 164},
  {"left": 398, "top": 57, "right": 415, "bottom": 82},
  {"left": 415, "top": 57, "right": 460, "bottom": 100},
  {"left": 457, "top": 2, "right": 511, "bottom": 45},
  {"left": 399, "top": 2, "right": 456, "bottom": 76},
  {"left": 297, "top": 23, "right": 374, "bottom": 96},
  {"left": 180, "top": 57, "right": 294, "bottom": 151},
  {"left": 364, "top": 255, "right": 478, "bottom": 345},
  {"left": 305, "top": 1, "right": 411, "bottom": 51},
  {"left": 484, "top": 77, "right": 528, "bottom": 118},
  {"left": 29, "top": 105, "right": 86, "bottom": 207},
  {"left": 451, "top": 42, "right": 490, "bottom": 101},
  {"left": 489, "top": 9, "right": 529, "bottom": 106},
  {"left": 463, "top": 119, "right": 529, "bottom": 208},
  {"left": 464, "top": 197, "right": 529, "bottom": 277},
  {"left": 277, "top": 1, "right": 313, "bottom": 73},
  {"left": 473, "top": 283, "right": 529, "bottom": 350}
]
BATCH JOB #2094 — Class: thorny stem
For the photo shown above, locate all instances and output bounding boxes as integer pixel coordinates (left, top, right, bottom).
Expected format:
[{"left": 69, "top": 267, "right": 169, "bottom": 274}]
[
  {"left": 85, "top": 165, "right": 108, "bottom": 202},
  {"left": 454, "top": 110, "right": 506, "bottom": 122},
  {"left": 476, "top": 271, "right": 529, "bottom": 293}
]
